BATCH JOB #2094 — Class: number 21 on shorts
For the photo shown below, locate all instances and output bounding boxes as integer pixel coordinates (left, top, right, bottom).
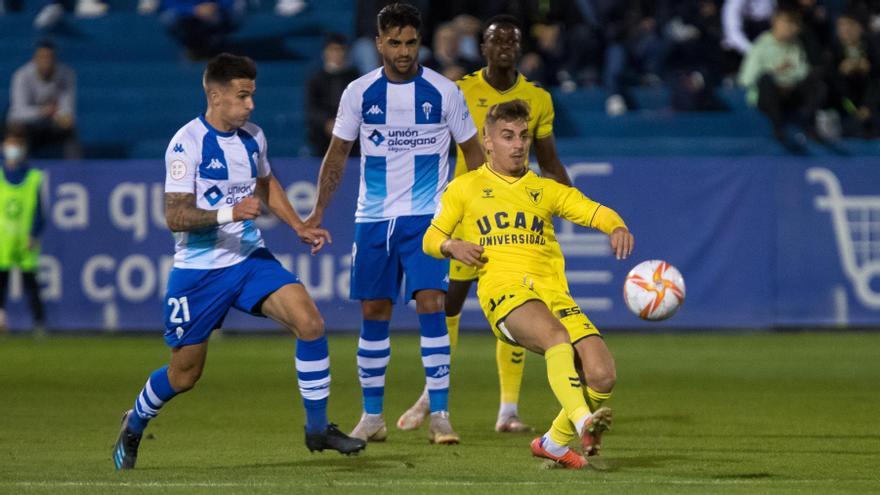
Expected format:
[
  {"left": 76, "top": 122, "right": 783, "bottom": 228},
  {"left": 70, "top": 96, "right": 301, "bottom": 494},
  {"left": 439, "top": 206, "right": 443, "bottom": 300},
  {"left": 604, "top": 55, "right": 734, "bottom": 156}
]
[{"left": 168, "top": 296, "right": 191, "bottom": 324}]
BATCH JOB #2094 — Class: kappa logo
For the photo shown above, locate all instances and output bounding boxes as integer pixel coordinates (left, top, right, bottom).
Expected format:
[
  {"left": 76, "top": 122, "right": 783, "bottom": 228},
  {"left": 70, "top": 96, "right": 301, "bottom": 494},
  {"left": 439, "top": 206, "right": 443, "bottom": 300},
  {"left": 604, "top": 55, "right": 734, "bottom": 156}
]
[
  {"left": 421, "top": 101, "right": 433, "bottom": 120},
  {"left": 368, "top": 129, "right": 385, "bottom": 146},
  {"left": 432, "top": 365, "right": 450, "bottom": 378},
  {"left": 366, "top": 105, "right": 384, "bottom": 115},
  {"left": 173, "top": 143, "right": 184, "bottom": 153},
  {"left": 206, "top": 158, "right": 225, "bottom": 170}
]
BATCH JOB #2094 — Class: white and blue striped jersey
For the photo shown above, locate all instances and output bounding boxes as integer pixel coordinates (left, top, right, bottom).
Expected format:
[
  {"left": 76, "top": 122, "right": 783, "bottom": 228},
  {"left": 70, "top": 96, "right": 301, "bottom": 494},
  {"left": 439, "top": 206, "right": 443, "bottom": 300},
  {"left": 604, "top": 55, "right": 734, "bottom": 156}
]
[
  {"left": 333, "top": 66, "right": 477, "bottom": 222},
  {"left": 164, "top": 115, "right": 271, "bottom": 269}
]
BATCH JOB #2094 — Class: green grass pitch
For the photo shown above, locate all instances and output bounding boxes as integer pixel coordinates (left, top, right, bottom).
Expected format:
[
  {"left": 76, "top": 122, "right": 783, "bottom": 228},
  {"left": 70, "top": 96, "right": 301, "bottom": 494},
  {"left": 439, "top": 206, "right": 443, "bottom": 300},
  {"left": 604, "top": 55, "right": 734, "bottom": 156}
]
[{"left": 1, "top": 331, "right": 878, "bottom": 494}]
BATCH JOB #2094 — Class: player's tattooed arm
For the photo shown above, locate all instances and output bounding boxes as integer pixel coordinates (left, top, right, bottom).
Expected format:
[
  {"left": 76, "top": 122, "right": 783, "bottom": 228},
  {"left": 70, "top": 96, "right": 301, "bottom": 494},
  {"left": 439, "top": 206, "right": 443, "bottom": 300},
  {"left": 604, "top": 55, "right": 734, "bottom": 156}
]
[
  {"left": 164, "top": 193, "right": 220, "bottom": 232},
  {"left": 306, "top": 136, "right": 354, "bottom": 227},
  {"left": 165, "top": 192, "right": 260, "bottom": 232}
]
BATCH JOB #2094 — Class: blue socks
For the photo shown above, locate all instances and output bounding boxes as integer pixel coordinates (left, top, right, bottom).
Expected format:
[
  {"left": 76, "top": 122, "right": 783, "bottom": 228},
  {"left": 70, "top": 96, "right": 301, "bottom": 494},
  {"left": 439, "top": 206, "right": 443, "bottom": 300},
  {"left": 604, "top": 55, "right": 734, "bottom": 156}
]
[
  {"left": 295, "top": 336, "right": 331, "bottom": 434},
  {"left": 419, "top": 312, "right": 450, "bottom": 413},
  {"left": 127, "top": 366, "right": 178, "bottom": 434},
  {"left": 357, "top": 319, "right": 391, "bottom": 415}
]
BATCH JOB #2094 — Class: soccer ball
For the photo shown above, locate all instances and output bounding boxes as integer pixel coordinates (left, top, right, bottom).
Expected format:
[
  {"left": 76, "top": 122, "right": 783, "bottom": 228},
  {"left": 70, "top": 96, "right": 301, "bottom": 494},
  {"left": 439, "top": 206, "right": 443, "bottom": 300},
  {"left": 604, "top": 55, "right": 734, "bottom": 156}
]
[{"left": 623, "top": 260, "right": 686, "bottom": 321}]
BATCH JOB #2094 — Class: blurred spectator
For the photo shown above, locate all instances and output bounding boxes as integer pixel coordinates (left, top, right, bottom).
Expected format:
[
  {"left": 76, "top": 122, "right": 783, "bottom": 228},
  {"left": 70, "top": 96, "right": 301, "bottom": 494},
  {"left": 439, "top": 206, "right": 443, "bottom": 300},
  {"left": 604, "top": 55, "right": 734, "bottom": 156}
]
[
  {"left": 275, "top": 0, "right": 305, "bottom": 17},
  {"left": 7, "top": 40, "right": 81, "bottom": 159},
  {"left": 158, "top": 0, "right": 245, "bottom": 60},
  {"left": 423, "top": 22, "right": 477, "bottom": 81},
  {"left": 305, "top": 34, "right": 359, "bottom": 156},
  {"left": 792, "top": 0, "right": 833, "bottom": 66},
  {"left": 597, "top": 0, "right": 670, "bottom": 115},
  {"left": 738, "top": 9, "right": 826, "bottom": 144},
  {"left": 825, "top": 13, "right": 880, "bottom": 137},
  {"left": 511, "top": 0, "right": 601, "bottom": 92},
  {"left": 0, "top": 127, "right": 46, "bottom": 334},
  {"left": 663, "top": 0, "right": 730, "bottom": 111},
  {"left": 34, "top": 0, "right": 108, "bottom": 30},
  {"left": 723, "top": 0, "right": 776, "bottom": 54}
]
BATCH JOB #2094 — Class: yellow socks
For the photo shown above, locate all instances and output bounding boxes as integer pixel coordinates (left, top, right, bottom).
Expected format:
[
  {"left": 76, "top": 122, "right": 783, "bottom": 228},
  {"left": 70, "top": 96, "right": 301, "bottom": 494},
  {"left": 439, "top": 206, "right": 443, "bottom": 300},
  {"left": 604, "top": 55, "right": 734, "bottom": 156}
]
[
  {"left": 544, "top": 343, "right": 590, "bottom": 429},
  {"left": 497, "top": 339, "right": 526, "bottom": 405},
  {"left": 585, "top": 386, "right": 612, "bottom": 413},
  {"left": 446, "top": 314, "right": 461, "bottom": 351}
]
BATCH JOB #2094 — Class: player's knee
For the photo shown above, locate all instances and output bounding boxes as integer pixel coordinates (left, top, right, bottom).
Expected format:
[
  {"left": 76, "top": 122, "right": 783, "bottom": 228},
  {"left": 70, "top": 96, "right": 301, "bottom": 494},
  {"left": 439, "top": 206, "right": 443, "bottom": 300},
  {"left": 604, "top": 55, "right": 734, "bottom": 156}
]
[
  {"left": 169, "top": 367, "right": 202, "bottom": 392},
  {"left": 362, "top": 300, "right": 392, "bottom": 320},
  {"left": 589, "top": 366, "right": 617, "bottom": 394},
  {"left": 295, "top": 314, "right": 325, "bottom": 340}
]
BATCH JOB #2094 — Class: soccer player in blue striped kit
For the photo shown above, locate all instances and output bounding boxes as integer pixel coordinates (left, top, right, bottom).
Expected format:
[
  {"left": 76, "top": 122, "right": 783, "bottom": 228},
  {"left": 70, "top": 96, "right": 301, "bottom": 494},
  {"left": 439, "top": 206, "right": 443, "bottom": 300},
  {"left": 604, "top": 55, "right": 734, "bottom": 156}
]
[
  {"left": 112, "top": 53, "right": 366, "bottom": 470},
  {"left": 306, "top": 3, "right": 485, "bottom": 443}
]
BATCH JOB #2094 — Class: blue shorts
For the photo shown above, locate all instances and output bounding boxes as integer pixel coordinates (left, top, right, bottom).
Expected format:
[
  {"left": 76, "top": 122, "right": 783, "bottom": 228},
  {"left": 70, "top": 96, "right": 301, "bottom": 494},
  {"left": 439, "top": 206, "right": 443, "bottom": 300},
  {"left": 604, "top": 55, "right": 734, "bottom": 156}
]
[
  {"left": 162, "top": 248, "right": 300, "bottom": 348},
  {"left": 350, "top": 215, "right": 449, "bottom": 302}
]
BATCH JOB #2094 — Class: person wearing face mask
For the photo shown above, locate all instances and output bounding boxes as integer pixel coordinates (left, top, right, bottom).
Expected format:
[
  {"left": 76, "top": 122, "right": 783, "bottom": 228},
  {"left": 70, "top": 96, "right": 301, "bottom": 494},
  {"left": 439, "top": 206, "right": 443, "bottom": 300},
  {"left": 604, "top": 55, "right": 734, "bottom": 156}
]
[
  {"left": 305, "top": 33, "right": 360, "bottom": 156},
  {"left": 0, "top": 128, "right": 46, "bottom": 335}
]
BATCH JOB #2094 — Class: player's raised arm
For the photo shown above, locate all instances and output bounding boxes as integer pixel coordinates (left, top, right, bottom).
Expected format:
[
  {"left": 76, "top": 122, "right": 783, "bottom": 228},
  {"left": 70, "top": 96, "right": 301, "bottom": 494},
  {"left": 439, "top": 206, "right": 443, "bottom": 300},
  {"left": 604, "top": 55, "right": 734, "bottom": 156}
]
[
  {"left": 552, "top": 183, "right": 634, "bottom": 260},
  {"left": 256, "top": 174, "right": 331, "bottom": 254}
]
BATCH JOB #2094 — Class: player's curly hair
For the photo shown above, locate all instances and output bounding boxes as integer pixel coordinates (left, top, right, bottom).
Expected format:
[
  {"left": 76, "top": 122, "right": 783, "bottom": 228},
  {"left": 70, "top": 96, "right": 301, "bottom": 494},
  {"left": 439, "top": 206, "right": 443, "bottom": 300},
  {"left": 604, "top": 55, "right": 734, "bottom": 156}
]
[
  {"left": 377, "top": 2, "right": 421, "bottom": 35},
  {"left": 485, "top": 100, "right": 531, "bottom": 128},
  {"left": 203, "top": 53, "right": 257, "bottom": 87}
]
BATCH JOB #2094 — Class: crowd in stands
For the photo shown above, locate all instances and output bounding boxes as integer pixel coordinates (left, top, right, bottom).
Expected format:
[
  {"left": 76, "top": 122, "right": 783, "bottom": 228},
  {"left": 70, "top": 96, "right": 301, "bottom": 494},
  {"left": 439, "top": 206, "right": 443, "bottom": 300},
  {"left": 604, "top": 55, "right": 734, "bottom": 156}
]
[{"left": 4, "top": 0, "right": 880, "bottom": 158}]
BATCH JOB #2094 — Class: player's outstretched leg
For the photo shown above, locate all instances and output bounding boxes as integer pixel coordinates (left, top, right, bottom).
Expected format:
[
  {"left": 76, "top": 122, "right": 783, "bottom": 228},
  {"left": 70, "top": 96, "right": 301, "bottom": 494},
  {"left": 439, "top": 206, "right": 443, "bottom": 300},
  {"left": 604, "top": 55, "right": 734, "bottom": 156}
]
[
  {"left": 495, "top": 340, "right": 532, "bottom": 433},
  {"left": 297, "top": 335, "right": 367, "bottom": 455},
  {"left": 351, "top": 319, "right": 390, "bottom": 442},
  {"left": 112, "top": 365, "right": 180, "bottom": 470}
]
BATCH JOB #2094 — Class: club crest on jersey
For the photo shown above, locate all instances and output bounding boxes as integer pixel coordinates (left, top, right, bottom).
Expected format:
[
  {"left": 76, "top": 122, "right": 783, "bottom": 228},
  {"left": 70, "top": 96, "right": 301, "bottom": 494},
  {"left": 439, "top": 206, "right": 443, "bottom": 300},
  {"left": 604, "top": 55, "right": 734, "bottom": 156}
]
[
  {"left": 421, "top": 101, "right": 433, "bottom": 120},
  {"left": 526, "top": 187, "right": 543, "bottom": 205}
]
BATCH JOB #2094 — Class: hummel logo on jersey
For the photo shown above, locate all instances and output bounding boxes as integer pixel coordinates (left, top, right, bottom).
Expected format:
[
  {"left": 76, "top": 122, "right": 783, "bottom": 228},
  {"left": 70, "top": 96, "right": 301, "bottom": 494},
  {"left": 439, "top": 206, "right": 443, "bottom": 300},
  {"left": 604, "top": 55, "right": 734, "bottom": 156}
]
[
  {"left": 432, "top": 365, "right": 450, "bottom": 378},
  {"left": 421, "top": 101, "right": 433, "bottom": 120},
  {"left": 482, "top": 188, "right": 494, "bottom": 198},
  {"left": 477, "top": 98, "right": 488, "bottom": 108},
  {"left": 204, "top": 185, "right": 224, "bottom": 206},
  {"left": 206, "top": 158, "right": 225, "bottom": 170},
  {"left": 173, "top": 143, "right": 184, "bottom": 153},
  {"left": 366, "top": 105, "right": 384, "bottom": 115},
  {"left": 368, "top": 129, "right": 385, "bottom": 146}
]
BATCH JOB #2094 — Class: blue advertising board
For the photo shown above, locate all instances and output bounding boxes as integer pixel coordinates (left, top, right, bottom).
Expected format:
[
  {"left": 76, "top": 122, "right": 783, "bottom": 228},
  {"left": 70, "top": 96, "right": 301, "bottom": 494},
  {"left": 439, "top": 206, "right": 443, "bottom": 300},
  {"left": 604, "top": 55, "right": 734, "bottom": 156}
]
[{"left": 2, "top": 157, "right": 878, "bottom": 331}]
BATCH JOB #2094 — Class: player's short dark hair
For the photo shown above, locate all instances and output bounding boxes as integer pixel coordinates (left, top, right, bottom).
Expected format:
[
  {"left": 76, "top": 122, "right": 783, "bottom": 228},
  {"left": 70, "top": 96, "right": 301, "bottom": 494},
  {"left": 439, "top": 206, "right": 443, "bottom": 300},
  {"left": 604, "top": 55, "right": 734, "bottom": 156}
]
[
  {"left": 377, "top": 2, "right": 421, "bottom": 35},
  {"left": 485, "top": 100, "right": 531, "bottom": 128},
  {"left": 483, "top": 14, "right": 522, "bottom": 36},
  {"left": 203, "top": 53, "right": 257, "bottom": 87}
]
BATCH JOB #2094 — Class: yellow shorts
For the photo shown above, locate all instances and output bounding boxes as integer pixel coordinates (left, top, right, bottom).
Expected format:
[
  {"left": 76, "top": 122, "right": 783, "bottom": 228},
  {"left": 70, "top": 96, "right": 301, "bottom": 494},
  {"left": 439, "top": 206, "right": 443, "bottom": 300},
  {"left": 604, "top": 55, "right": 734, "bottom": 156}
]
[
  {"left": 477, "top": 282, "right": 601, "bottom": 346},
  {"left": 449, "top": 258, "right": 478, "bottom": 282}
]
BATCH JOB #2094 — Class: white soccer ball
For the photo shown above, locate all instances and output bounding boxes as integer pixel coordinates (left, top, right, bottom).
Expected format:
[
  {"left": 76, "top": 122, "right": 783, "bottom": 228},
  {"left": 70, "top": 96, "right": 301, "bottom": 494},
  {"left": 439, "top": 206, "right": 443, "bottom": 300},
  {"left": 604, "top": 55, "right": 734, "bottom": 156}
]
[{"left": 623, "top": 260, "right": 686, "bottom": 321}]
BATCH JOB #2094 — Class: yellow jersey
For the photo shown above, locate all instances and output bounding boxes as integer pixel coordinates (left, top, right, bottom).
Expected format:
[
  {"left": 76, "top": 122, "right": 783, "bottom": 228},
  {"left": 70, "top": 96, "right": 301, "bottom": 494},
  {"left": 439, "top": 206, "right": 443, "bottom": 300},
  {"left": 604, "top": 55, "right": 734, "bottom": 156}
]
[
  {"left": 454, "top": 70, "right": 555, "bottom": 177},
  {"left": 425, "top": 165, "right": 626, "bottom": 291}
]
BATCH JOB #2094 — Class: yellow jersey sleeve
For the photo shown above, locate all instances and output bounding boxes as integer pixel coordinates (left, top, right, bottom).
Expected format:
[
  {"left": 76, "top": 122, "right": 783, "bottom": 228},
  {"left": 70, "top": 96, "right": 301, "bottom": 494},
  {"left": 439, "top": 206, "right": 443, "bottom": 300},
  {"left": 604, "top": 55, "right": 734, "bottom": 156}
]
[
  {"left": 533, "top": 88, "right": 554, "bottom": 139},
  {"left": 424, "top": 179, "right": 467, "bottom": 258},
  {"left": 550, "top": 182, "right": 627, "bottom": 235}
]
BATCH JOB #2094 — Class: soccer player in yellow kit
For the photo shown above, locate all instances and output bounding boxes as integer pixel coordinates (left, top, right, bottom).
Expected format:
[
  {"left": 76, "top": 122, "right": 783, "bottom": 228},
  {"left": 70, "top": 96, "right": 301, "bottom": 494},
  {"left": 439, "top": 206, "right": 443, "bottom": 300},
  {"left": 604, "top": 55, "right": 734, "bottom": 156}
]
[
  {"left": 423, "top": 100, "right": 634, "bottom": 469},
  {"left": 397, "top": 15, "right": 572, "bottom": 434}
]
